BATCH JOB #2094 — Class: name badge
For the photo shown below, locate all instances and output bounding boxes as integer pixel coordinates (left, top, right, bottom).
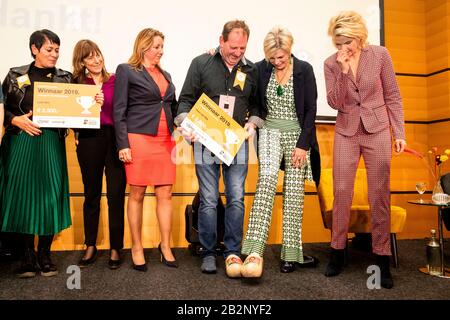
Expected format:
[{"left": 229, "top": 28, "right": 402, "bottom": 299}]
[
  {"left": 17, "top": 74, "right": 31, "bottom": 89},
  {"left": 219, "top": 95, "right": 236, "bottom": 117},
  {"left": 233, "top": 70, "right": 246, "bottom": 91}
]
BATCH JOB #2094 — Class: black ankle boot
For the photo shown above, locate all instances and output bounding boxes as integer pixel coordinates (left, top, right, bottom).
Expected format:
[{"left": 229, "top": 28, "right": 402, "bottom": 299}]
[
  {"left": 324, "top": 248, "right": 345, "bottom": 277},
  {"left": 15, "top": 248, "right": 38, "bottom": 278},
  {"left": 38, "top": 248, "right": 58, "bottom": 277},
  {"left": 376, "top": 254, "right": 393, "bottom": 289}
]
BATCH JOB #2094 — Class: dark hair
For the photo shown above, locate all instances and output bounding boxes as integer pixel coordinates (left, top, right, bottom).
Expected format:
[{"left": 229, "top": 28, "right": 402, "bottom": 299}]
[
  {"left": 72, "top": 39, "right": 110, "bottom": 84},
  {"left": 222, "top": 20, "right": 250, "bottom": 41},
  {"left": 29, "top": 29, "right": 60, "bottom": 59}
]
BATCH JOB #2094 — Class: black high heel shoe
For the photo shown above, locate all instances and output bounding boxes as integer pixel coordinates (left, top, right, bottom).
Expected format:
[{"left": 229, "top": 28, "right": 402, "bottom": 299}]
[
  {"left": 158, "top": 243, "right": 178, "bottom": 268},
  {"left": 78, "top": 246, "right": 97, "bottom": 268},
  {"left": 108, "top": 249, "right": 122, "bottom": 270},
  {"left": 132, "top": 262, "right": 148, "bottom": 272},
  {"left": 131, "top": 249, "right": 147, "bottom": 272}
]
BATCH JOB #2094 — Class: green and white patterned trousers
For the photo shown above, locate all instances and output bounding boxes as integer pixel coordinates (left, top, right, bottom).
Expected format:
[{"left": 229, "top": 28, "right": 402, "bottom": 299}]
[{"left": 242, "top": 128, "right": 312, "bottom": 263}]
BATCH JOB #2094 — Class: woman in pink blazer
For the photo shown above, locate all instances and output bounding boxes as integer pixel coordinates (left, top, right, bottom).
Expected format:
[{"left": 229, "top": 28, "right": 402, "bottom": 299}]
[{"left": 323, "top": 11, "right": 406, "bottom": 289}]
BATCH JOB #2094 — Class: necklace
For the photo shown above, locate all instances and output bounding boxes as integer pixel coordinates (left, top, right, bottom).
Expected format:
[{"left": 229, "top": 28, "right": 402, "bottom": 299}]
[
  {"left": 276, "top": 84, "right": 284, "bottom": 96},
  {"left": 275, "top": 66, "right": 291, "bottom": 96}
]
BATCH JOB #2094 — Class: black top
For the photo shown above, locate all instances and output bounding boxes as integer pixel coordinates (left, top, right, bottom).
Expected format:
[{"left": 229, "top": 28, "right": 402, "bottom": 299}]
[
  {"left": 176, "top": 49, "right": 259, "bottom": 127},
  {"left": 21, "top": 63, "right": 56, "bottom": 114}
]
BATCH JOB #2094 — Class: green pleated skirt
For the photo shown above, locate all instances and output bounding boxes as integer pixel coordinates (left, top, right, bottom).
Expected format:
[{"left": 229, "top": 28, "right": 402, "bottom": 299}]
[{"left": 0, "top": 129, "right": 71, "bottom": 235}]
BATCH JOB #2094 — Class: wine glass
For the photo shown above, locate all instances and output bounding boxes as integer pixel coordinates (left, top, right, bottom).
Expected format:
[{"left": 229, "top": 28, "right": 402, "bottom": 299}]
[{"left": 415, "top": 182, "right": 427, "bottom": 202}]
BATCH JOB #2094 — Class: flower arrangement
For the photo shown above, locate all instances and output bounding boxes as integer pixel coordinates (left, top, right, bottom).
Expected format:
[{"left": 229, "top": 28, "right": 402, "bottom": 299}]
[
  {"left": 428, "top": 147, "right": 450, "bottom": 181},
  {"left": 404, "top": 146, "right": 450, "bottom": 203},
  {"left": 404, "top": 147, "right": 450, "bottom": 181}
]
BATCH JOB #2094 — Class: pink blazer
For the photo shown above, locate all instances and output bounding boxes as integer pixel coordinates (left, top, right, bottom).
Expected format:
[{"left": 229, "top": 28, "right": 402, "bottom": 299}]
[{"left": 324, "top": 45, "right": 405, "bottom": 140}]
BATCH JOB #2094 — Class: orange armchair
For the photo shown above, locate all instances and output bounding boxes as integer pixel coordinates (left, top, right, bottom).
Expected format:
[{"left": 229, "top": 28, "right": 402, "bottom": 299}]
[{"left": 317, "top": 168, "right": 407, "bottom": 267}]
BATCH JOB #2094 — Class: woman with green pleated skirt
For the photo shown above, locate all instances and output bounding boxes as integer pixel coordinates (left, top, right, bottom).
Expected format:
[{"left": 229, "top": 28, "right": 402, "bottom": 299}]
[
  {"left": 1, "top": 129, "right": 71, "bottom": 235},
  {"left": 0, "top": 29, "right": 73, "bottom": 278}
]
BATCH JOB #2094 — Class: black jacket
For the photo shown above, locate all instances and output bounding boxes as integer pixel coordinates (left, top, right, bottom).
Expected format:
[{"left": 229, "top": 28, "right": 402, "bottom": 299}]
[
  {"left": 176, "top": 50, "right": 260, "bottom": 127},
  {"left": 255, "top": 56, "right": 321, "bottom": 186},
  {"left": 2, "top": 63, "right": 72, "bottom": 135},
  {"left": 113, "top": 63, "right": 177, "bottom": 150}
]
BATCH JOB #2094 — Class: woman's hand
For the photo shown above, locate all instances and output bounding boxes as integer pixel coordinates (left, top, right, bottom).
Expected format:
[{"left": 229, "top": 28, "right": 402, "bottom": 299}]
[
  {"left": 206, "top": 48, "right": 216, "bottom": 56},
  {"left": 118, "top": 148, "right": 132, "bottom": 163},
  {"left": 244, "top": 122, "right": 256, "bottom": 140},
  {"left": 336, "top": 49, "right": 351, "bottom": 74},
  {"left": 11, "top": 111, "right": 42, "bottom": 136},
  {"left": 95, "top": 90, "right": 104, "bottom": 107},
  {"left": 394, "top": 139, "right": 406, "bottom": 154},
  {"left": 291, "top": 147, "right": 307, "bottom": 168}
]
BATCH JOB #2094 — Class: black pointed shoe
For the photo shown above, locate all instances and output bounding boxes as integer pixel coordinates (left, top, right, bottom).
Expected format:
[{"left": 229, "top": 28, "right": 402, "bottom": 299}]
[
  {"left": 280, "top": 260, "right": 296, "bottom": 273},
  {"left": 132, "top": 263, "right": 148, "bottom": 272},
  {"left": 131, "top": 248, "right": 147, "bottom": 272},
  {"left": 108, "top": 250, "right": 122, "bottom": 270},
  {"left": 324, "top": 248, "right": 345, "bottom": 277},
  {"left": 78, "top": 246, "right": 97, "bottom": 268},
  {"left": 158, "top": 243, "right": 178, "bottom": 268},
  {"left": 38, "top": 248, "right": 58, "bottom": 277}
]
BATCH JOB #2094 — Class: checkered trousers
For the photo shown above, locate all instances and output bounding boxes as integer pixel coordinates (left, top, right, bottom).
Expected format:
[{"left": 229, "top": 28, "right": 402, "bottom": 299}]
[
  {"left": 242, "top": 128, "right": 313, "bottom": 263},
  {"left": 331, "top": 121, "right": 392, "bottom": 256}
]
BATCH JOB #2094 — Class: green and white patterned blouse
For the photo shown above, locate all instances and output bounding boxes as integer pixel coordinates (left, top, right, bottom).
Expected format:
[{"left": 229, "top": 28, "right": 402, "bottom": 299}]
[
  {"left": 263, "top": 68, "right": 313, "bottom": 181},
  {"left": 264, "top": 71, "right": 299, "bottom": 131}
]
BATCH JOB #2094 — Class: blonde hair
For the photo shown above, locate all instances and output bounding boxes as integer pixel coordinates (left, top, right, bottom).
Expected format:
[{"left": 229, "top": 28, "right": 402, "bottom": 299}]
[
  {"left": 72, "top": 39, "right": 110, "bottom": 84},
  {"left": 263, "top": 26, "right": 294, "bottom": 61},
  {"left": 328, "top": 11, "right": 368, "bottom": 48},
  {"left": 128, "top": 28, "right": 165, "bottom": 69}
]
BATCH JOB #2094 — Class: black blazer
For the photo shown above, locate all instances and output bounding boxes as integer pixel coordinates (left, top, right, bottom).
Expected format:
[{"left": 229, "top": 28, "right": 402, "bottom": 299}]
[
  {"left": 113, "top": 63, "right": 177, "bottom": 150},
  {"left": 256, "top": 55, "right": 321, "bottom": 186}
]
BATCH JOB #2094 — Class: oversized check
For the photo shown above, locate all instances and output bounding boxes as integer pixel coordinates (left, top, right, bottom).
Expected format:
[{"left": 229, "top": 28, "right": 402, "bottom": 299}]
[
  {"left": 33, "top": 82, "right": 101, "bottom": 128},
  {"left": 181, "top": 93, "right": 247, "bottom": 166}
]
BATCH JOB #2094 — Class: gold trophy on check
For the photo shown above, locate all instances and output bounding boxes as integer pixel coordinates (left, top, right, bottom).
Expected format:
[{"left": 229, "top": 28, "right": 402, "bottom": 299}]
[{"left": 76, "top": 96, "right": 96, "bottom": 115}]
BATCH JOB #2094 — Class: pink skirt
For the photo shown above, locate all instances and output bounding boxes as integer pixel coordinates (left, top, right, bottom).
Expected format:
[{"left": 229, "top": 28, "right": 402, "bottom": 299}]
[{"left": 125, "top": 112, "right": 176, "bottom": 186}]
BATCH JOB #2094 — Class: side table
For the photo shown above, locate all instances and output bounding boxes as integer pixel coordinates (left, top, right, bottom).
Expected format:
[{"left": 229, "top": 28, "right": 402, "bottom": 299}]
[{"left": 408, "top": 199, "right": 450, "bottom": 278}]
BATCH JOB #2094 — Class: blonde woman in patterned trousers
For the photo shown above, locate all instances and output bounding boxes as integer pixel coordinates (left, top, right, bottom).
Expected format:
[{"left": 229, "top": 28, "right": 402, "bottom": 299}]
[
  {"left": 240, "top": 26, "right": 321, "bottom": 278},
  {"left": 241, "top": 128, "right": 315, "bottom": 277}
]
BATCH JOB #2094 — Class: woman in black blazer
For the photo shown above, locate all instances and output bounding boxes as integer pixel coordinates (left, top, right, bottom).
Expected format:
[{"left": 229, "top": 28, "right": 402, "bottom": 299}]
[
  {"left": 240, "top": 26, "right": 320, "bottom": 278},
  {"left": 114, "top": 28, "right": 178, "bottom": 272}
]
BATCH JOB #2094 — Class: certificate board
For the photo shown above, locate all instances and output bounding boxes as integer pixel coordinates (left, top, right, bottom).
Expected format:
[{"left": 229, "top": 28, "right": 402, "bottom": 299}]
[
  {"left": 33, "top": 82, "right": 101, "bottom": 128},
  {"left": 181, "top": 93, "right": 247, "bottom": 166}
]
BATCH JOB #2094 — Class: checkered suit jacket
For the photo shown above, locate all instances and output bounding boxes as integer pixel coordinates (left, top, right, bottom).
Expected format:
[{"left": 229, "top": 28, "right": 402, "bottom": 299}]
[{"left": 324, "top": 45, "right": 405, "bottom": 140}]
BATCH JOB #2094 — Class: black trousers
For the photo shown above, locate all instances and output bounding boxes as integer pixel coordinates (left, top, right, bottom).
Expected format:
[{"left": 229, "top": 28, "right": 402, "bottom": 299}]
[{"left": 76, "top": 126, "right": 126, "bottom": 251}]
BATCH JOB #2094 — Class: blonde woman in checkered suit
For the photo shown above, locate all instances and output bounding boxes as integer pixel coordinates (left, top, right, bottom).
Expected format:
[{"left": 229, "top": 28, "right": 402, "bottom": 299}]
[{"left": 323, "top": 11, "right": 406, "bottom": 289}]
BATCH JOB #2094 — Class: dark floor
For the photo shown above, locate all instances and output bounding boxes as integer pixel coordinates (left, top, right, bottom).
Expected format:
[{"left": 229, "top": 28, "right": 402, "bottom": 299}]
[{"left": 0, "top": 239, "right": 450, "bottom": 301}]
